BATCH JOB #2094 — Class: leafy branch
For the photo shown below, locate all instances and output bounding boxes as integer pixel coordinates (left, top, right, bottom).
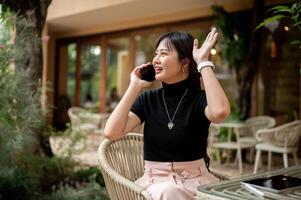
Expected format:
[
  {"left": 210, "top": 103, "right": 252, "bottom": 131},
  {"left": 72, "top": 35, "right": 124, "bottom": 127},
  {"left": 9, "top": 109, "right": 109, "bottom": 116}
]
[
  {"left": 211, "top": 5, "right": 251, "bottom": 70},
  {"left": 256, "top": 1, "right": 301, "bottom": 44}
]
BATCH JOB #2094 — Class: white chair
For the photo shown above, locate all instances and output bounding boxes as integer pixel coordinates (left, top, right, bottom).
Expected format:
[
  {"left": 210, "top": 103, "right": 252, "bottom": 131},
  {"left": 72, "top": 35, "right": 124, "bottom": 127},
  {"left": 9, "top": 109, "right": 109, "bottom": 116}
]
[
  {"left": 253, "top": 120, "right": 301, "bottom": 174},
  {"left": 239, "top": 116, "right": 276, "bottom": 161},
  {"left": 98, "top": 133, "right": 230, "bottom": 200},
  {"left": 209, "top": 123, "right": 256, "bottom": 174}
]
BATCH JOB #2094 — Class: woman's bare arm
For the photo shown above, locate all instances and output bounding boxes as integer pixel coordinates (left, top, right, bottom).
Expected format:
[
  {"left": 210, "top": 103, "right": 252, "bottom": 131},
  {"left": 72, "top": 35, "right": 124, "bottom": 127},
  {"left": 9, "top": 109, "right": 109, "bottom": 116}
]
[
  {"left": 104, "top": 63, "right": 152, "bottom": 140},
  {"left": 193, "top": 28, "right": 230, "bottom": 123}
]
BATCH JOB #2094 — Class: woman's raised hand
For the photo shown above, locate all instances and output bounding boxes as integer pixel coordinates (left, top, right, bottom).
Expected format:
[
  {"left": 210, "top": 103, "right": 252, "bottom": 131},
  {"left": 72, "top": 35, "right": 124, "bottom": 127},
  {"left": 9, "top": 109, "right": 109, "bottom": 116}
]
[
  {"left": 130, "top": 62, "right": 153, "bottom": 89},
  {"left": 193, "top": 27, "right": 218, "bottom": 64}
]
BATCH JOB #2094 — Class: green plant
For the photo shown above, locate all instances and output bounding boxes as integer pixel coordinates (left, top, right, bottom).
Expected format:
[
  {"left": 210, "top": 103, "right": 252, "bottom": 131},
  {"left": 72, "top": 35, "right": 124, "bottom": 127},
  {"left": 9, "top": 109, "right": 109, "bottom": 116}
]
[
  {"left": 72, "top": 167, "right": 105, "bottom": 187},
  {"left": 211, "top": 5, "right": 251, "bottom": 70},
  {"left": 257, "top": 1, "right": 301, "bottom": 44},
  {"left": 0, "top": 26, "right": 44, "bottom": 168},
  {"left": 45, "top": 181, "right": 109, "bottom": 200},
  {"left": 42, "top": 166, "right": 108, "bottom": 200},
  {"left": 0, "top": 13, "right": 109, "bottom": 200},
  {"left": 49, "top": 123, "right": 87, "bottom": 158},
  {"left": 225, "top": 100, "right": 242, "bottom": 122}
]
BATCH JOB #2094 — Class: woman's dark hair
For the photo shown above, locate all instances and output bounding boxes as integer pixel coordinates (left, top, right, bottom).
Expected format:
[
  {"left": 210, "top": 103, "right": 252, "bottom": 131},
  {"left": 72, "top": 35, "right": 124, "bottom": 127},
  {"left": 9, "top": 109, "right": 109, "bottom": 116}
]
[{"left": 155, "top": 32, "right": 200, "bottom": 87}]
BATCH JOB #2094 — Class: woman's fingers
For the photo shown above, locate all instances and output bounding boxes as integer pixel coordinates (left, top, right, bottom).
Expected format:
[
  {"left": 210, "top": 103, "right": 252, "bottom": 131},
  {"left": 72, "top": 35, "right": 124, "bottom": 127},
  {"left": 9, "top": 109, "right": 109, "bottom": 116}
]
[
  {"left": 193, "top": 28, "right": 218, "bottom": 61},
  {"left": 204, "top": 30, "right": 218, "bottom": 48},
  {"left": 135, "top": 62, "right": 151, "bottom": 71},
  {"left": 208, "top": 27, "right": 216, "bottom": 41},
  {"left": 142, "top": 62, "right": 152, "bottom": 67},
  {"left": 193, "top": 39, "right": 199, "bottom": 50},
  {"left": 134, "top": 62, "right": 153, "bottom": 79},
  {"left": 204, "top": 32, "right": 211, "bottom": 42},
  {"left": 204, "top": 27, "right": 214, "bottom": 42},
  {"left": 134, "top": 65, "right": 142, "bottom": 72},
  {"left": 212, "top": 32, "right": 218, "bottom": 44},
  {"left": 207, "top": 32, "right": 218, "bottom": 48}
]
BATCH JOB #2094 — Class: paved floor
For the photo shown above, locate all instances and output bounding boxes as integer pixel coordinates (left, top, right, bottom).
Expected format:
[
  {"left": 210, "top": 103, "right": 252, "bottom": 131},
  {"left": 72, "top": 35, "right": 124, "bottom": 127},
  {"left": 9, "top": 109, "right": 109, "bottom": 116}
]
[
  {"left": 210, "top": 157, "right": 300, "bottom": 177},
  {"left": 50, "top": 133, "right": 300, "bottom": 178}
]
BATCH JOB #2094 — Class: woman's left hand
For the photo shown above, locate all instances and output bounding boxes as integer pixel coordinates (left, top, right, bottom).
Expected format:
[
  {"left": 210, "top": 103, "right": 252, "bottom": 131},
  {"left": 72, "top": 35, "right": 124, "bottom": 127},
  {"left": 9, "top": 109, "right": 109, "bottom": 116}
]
[{"left": 193, "top": 27, "right": 218, "bottom": 64}]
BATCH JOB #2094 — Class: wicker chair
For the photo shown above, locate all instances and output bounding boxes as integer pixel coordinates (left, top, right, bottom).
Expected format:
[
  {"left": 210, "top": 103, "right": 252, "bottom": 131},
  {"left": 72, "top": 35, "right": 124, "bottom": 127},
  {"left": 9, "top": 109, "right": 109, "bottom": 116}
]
[
  {"left": 253, "top": 120, "right": 301, "bottom": 173},
  {"left": 98, "top": 133, "right": 230, "bottom": 200},
  {"left": 68, "top": 107, "right": 110, "bottom": 134},
  {"left": 241, "top": 116, "right": 276, "bottom": 144}
]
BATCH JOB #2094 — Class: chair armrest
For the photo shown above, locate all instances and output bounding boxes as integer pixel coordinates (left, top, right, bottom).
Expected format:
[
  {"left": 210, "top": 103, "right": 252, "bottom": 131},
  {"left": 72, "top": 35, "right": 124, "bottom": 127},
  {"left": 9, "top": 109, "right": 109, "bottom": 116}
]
[
  {"left": 256, "top": 120, "right": 301, "bottom": 144},
  {"left": 255, "top": 128, "right": 273, "bottom": 142},
  {"left": 210, "top": 168, "right": 231, "bottom": 181},
  {"left": 98, "top": 139, "right": 152, "bottom": 200}
]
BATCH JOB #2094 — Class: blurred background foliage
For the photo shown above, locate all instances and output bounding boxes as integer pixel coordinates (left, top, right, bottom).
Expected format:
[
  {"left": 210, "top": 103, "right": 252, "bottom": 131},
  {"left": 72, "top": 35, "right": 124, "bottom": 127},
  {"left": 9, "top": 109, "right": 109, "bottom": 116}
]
[
  {"left": 0, "top": 9, "right": 109, "bottom": 200},
  {"left": 257, "top": 1, "right": 301, "bottom": 44}
]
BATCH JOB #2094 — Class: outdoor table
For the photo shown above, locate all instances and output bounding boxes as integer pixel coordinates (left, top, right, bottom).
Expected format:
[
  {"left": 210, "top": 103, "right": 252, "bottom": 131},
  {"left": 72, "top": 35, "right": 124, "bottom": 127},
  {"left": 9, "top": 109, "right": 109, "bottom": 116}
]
[
  {"left": 197, "top": 166, "right": 301, "bottom": 200},
  {"left": 211, "top": 122, "right": 248, "bottom": 141}
]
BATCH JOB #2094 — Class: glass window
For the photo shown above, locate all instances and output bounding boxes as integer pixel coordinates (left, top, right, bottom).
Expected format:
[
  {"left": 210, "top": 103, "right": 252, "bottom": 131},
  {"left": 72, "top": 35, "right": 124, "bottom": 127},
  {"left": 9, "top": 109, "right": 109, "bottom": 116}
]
[
  {"left": 135, "top": 33, "right": 161, "bottom": 66},
  {"left": 106, "top": 37, "right": 129, "bottom": 112},
  {"left": 80, "top": 44, "right": 101, "bottom": 110},
  {"left": 67, "top": 43, "right": 76, "bottom": 105},
  {"left": 135, "top": 32, "right": 163, "bottom": 89}
]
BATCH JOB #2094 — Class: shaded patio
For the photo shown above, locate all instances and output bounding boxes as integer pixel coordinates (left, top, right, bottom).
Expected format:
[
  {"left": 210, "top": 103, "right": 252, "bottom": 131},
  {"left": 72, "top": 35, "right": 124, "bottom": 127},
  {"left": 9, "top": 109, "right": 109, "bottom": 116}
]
[
  {"left": 1, "top": 0, "right": 299, "bottom": 199},
  {"left": 50, "top": 130, "right": 301, "bottom": 178}
]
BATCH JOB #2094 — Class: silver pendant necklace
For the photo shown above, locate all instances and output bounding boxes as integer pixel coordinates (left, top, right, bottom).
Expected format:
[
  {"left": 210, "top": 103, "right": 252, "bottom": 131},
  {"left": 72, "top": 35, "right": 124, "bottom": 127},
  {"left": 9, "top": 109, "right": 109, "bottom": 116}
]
[{"left": 162, "top": 88, "right": 188, "bottom": 130}]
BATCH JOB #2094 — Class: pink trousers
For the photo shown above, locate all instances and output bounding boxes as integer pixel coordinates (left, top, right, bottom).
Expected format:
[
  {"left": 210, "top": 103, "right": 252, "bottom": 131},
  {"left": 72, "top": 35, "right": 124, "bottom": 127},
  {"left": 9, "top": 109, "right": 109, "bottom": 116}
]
[{"left": 135, "top": 159, "right": 219, "bottom": 200}]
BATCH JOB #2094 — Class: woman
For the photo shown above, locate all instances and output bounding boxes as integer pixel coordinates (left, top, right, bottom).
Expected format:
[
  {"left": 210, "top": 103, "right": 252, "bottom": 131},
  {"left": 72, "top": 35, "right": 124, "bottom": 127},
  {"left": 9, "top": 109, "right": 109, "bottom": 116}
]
[{"left": 104, "top": 28, "right": 230, "bottom": 200}]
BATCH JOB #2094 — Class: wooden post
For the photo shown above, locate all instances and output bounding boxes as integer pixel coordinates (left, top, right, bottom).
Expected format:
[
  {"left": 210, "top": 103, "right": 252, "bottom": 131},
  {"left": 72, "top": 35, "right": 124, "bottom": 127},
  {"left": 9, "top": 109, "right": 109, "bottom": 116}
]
[
  {"left": 99, "top": 36, "right": 107, "bottom": 112},
  {"left": 58, "top": 45, "right": 68, "bottom": 96},
  {"left": 129, "top": 33, "right": 136, "bottom": 75}
]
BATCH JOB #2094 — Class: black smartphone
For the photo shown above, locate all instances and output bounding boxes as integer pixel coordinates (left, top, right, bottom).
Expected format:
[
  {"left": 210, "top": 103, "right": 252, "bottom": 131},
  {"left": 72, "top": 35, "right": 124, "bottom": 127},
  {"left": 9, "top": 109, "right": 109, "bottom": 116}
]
[{"left": 140, "top": 64, "right": 155, "bottom": 82}]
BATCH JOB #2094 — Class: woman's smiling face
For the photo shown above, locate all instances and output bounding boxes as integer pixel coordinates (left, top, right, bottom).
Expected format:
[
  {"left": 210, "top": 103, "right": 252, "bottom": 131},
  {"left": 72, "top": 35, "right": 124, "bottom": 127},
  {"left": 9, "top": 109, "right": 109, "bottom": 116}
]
[{"left": 152, "top": 39, "right": 188, "bottom": 84}]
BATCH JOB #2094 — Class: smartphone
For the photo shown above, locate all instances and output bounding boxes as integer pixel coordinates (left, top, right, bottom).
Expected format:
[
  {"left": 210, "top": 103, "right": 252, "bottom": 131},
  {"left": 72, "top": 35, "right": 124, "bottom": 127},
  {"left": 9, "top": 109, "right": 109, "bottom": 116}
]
[{"left": 140, "top": 64, "right": 155, "bottom": 82}]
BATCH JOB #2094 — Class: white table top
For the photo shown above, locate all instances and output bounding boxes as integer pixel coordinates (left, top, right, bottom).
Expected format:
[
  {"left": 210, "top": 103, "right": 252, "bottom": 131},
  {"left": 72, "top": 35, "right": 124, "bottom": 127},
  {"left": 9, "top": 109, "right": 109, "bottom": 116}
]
[{"left": 211, "top": 122, "right": 248, "bottom": 128}]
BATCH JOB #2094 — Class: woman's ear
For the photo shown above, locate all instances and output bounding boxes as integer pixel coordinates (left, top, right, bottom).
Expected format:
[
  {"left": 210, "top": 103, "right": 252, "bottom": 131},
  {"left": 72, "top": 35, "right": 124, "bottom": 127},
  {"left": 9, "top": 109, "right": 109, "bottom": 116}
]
[
  {"left": 181, "top": 58, "right": 190, "bottom": 74},
  {"left": 181, "top": 58, "right": 190, "bottom": 68}
]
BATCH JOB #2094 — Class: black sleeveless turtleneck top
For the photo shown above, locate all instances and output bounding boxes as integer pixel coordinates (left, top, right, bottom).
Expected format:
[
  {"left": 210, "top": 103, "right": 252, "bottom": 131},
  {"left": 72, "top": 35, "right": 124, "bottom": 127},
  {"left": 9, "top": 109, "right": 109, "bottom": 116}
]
[{"left": 130, "top": 78, "right": 210, "bottom": 162}]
